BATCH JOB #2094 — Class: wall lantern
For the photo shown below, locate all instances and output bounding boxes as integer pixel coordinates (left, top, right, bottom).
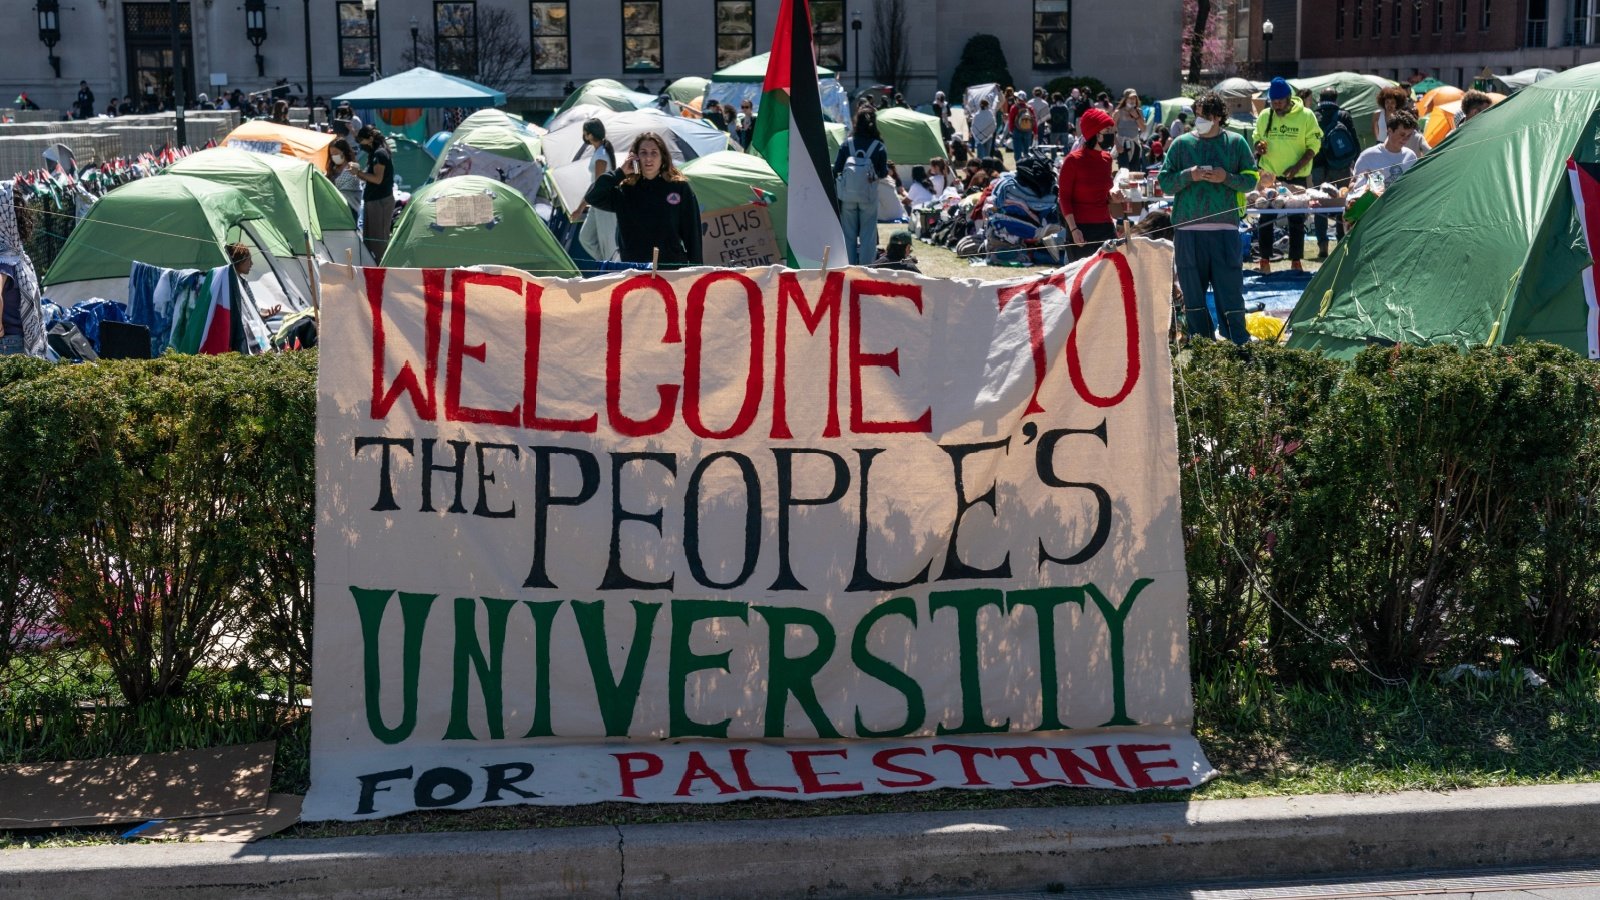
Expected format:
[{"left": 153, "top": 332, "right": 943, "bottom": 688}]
[{"left": 37, "top": 0, "right": 63, "bottom": 79}]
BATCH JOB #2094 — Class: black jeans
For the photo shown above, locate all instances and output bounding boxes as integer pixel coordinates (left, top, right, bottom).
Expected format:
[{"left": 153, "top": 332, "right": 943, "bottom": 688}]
[
  {"left": 1310, "top": 162, "right": 1350, "bottom": 245},
  {"left": 1256, "top": 175, "right": 1308, "bottom": 262}
]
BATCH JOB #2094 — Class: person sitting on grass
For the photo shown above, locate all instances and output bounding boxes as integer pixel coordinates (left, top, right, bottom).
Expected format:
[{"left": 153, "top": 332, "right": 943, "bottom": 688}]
[{"left": 869, "top": 230, "right": 921, "bottom": 272}]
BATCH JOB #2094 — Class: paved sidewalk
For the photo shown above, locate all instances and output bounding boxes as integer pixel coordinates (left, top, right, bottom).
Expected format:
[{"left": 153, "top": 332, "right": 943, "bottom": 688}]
[{"left": 4, "top": 784, "right": 1599, "bottom": 899}]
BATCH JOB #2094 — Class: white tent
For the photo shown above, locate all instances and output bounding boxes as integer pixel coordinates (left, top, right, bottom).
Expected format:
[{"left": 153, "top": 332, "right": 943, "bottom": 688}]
[{"left": 544, "top": 109, "right": 733, "bottom": 214}]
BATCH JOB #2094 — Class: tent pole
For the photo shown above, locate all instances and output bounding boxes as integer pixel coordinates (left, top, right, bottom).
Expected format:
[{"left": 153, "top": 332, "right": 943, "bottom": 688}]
[{"left": 306, "top": 233, "right": 320, "bottom": 311}]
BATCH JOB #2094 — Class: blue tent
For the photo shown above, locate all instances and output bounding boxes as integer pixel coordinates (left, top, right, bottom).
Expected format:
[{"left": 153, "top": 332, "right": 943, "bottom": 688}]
[{"left": 333, "top": 67, "right": 506, "bottom": 110}]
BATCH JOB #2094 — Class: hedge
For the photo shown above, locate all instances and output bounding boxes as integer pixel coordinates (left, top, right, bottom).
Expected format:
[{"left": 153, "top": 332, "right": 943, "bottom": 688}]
[{"left": 2, "top": 343, "right": 1598, "bottom": 707}]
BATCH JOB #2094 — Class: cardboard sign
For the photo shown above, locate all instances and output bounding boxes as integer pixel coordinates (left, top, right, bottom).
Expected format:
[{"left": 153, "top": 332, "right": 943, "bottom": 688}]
[
  {"left": 701, "top": 202, "right": 780, "bottom": 267},
  {"left": 435, "top": 192, "right": 496, "bottom": 228},
  {"left": 304, "top": 243, "right": 1211, "bottom": 820}
]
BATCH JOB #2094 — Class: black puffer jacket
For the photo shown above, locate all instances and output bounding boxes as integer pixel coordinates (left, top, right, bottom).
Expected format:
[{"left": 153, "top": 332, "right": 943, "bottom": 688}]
[{"left": 584, "top": 170, "right": 704, "bottom": 267}]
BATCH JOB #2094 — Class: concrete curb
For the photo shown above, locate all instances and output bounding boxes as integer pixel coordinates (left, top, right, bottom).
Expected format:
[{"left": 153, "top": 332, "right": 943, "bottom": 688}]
[{"left": 3, "top": 784, "right": 1600, "bottom": 898}]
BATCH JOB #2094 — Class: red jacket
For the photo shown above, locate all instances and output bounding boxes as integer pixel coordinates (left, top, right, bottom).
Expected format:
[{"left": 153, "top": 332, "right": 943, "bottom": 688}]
[{"left": 1057, "top": 146, "right": 1114, "bottom": 225}]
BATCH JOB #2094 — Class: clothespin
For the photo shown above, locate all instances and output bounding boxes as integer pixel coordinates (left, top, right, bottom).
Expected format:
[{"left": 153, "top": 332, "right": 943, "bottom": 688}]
[
  {"left": 820, "top": 245, "right": 831, "bottom": 274},
  {"left": 651, "top": 247, "right": 660, "bottom": 273},
  {"left": 345, "top": 248, "right": 353, "bottom": 266}
]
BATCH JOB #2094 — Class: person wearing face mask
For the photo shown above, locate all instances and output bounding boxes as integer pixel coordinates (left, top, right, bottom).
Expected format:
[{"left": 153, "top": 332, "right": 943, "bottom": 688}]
[
  {"left": 583, "top": 131, "right": 704, "bottom": 268},
  {"left": 351, "top": 126, "right": 395, "bottom": 260},
  {"left": 1157, "top": 91, "right": 1260, "bottom": 344},
  {"left": 1056, "top": 108, "right": 1118, "bottom": 262},
  {"left": 326, "top": 138, "right": 362, "bottom": 218}
]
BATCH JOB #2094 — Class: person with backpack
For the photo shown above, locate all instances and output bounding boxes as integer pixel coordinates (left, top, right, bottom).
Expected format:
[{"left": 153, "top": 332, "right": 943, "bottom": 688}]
[
  {"left": 1049, "top": 92, "right": 1074, "bottom": 148},
  {"left": 833, "top": 106, "right": 890, "bottom": 265},
  {"left": 1251, "top": 77, "right": 1321, "bottom": 273},
  {"left": 1310, "top": 87, "right": 1358, "bottom": 257}
]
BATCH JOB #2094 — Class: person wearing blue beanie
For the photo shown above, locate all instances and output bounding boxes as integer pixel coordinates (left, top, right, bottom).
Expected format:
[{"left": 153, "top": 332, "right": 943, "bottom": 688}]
[
  {"left": 1268, "top": 77, "right": 1292, "bottom": 101},
  {"left": 1252, "top": 77, "right": 1321, "bottom": 272}
]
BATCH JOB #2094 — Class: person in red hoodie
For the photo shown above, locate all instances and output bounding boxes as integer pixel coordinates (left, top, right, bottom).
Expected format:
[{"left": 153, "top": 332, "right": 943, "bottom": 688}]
[{"left": 1057, "top": 107, "right": 1118, "bottom": 261}]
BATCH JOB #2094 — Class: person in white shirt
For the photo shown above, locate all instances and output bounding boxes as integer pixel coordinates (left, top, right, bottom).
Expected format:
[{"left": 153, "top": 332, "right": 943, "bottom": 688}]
[
  {"left": 1170, "top": 112, "right": 1189, "bottom": 139},
  {"left": 970, "top": 99, "right": 997, "bottom": 159},
  {"left": 1352, "top": 109, "right": 1419, "bottom": 188},
  {"left": 573, "top": 118, "right": 619, "bottom": 262},
  {"left": 1027, "top": 87, "right": 1050, "bottom": 139}
]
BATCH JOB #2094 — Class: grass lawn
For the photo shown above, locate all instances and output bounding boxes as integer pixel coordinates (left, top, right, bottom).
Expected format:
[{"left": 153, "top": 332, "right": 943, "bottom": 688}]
[{"left": 4, "top": 658, "right": 1595, "bottom": 848}]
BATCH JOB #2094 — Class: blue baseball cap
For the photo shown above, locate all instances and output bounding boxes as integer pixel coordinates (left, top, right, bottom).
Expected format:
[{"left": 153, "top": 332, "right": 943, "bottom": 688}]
[{"left": 1267, "top": 77, "right": 1292, "bottom": 100}]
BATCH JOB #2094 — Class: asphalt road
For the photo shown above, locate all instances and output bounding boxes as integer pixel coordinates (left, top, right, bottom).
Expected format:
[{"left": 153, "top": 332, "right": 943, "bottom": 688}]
[{"left": 942, "top": 862, "right": 1600, "bottom": 900}]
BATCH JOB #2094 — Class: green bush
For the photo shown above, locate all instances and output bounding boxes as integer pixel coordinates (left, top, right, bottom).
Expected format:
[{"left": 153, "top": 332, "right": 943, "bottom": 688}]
[
  {"left": 1271, "top": 344, "right": 1595, "bottom": 676},
  {"left": 1174, "top": 341, "right": 1341, "bottom": 671},
  {"left": 0, "top": 355, "right": 59, "bottom": 689},
  {"left": 1045, "top": 76, "right": 1112, "bottom": 102},
  {"left": 0, "top": 353, "right": 317, "bottom": 704},
  {"left": 948, "top": 35, "right": 1015, "bottom": 101}
]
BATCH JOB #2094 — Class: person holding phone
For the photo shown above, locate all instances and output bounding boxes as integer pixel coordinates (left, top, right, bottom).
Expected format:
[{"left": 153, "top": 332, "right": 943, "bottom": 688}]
[
  {"left": 1157, "top": 91, "right": 1260, "bottom": 344},
  {"left": 583, "top": 131, "right": 703, "bottom": 269}
]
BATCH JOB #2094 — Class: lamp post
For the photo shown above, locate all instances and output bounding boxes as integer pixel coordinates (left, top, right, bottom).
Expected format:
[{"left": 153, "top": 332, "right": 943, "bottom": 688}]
[
  {"left": 851, "top": 10, "right": 862, "bottom": 93},
  {"left": 302, "top": 0, "right": 314, "bottom": 117},
  {"left": 169, "top": 0, "right": 187, "bottom": 145},
  {"left": 246, "top": 0, "right": 268, "bottom": 78},
  {"left": 363, "top": 0, "right": 379, "bottom": 77},
  {"left": 1262, "top": 18, "right": 1275, "bottom": 80},
  {"left": 409, "top": 15, "right": 418, "bottom": 68},
  {"left": 36, "top": 0, "right": 62, "bottom": 79}
]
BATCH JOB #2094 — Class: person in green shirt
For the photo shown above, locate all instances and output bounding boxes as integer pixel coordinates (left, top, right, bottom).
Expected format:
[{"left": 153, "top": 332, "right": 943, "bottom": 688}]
[
  {"left": 1251, "top": 77, "right": 1322, "bottom": 273},
  {"left": 1157, "top": 91, "right": 1259, "bottom": 344}
]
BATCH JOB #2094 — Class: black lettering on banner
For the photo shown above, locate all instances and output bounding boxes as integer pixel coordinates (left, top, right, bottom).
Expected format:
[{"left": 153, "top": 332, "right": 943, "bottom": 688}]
[
  {"left": 937, "top": 439, "right": 1013, "bottom": 581},
  {"left": 684, "top": 451, "right": 762, "bottom": 590},
  {"left": 1035, "top": 421, "right": 1112, "bottom": 568},
  {"left": 354, "top": 766, "right": 413, "bottom": 815},
  {"left": 482, "top": 762, "right": 540, "bottom": 801},
  {"left": 353, "top": 436, "right": 415, "bottom": 511},
  {"left": 770, "top": 448, "right": 851, "bottom": 591},
  {"left": 421, "top": 438, "right": 471, "bottom": 514},
  {"left": 414, "top": 766, "right": 474, "bottom": 808},
  {"left": 600, "top": 452, "right": 678, "bottom": 591},
  {"left": 847, "top": 448, "right": 933, "bottom": 592},
  {"left": 473, "top": 442, "right": 520, "bottom": 519},
  {"left": 523, "top": 447, "right": 600, "bottom": 589}
]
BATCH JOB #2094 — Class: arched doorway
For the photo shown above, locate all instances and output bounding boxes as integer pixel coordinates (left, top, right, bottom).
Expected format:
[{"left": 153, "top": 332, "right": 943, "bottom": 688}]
[{"left": 123, "top": 2, "right": 196, "bottom": 113}]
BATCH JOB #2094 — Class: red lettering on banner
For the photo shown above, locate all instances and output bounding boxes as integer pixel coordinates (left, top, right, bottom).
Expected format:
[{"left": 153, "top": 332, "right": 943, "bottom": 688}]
[
  {"left": 771, "top": 271, "right": 844, "bottom": 439},
  {"left": 523, "top": 281, "right": 598, "bottom": 433},
  {"left": 683, "top": 272, "right": 764, "bottom": 440},
  {"left": 788, "top": 750, "right": 864, "bottom": 794},
  {"left": 849, "top": 279, "right": 932, "bottom": 434},
  {"left": 872, "top": 747, "right": 936, "bottom": 788},
  {"left": 1049, "top": 745, "right": 1129, "bottom": 788},
  {"left": 992, "top": 746, "right": 1067, "bottom": 787},
  {"left": 606, "top": 276, "right": 682, "bottom": 437},
  {"left": 445, "top": 270, "right": 522, "bottom": 426},
  {"left": 1117, "top": 744, "right": 1190, "bottom": 788},
  {"left": 932, "top": 744, "right": 996, "bottom": 786},
  {"left": 674, "top": 751, "right": 740, "bottom": 796},
  {"left": 729, "top": 748, "right": 799, "bottom": 793},
  {"left": 614, "top": 752, "right": 665, "bottom": 799},
  {"left": 1066, "top": 252, "right": 1141, "bottom": 408},
  {"left": 368, "top": 267, "right": 443, "bottom": 420},
  {"left": 996, "top": 274, "right": 1066, "bottom": 417}
]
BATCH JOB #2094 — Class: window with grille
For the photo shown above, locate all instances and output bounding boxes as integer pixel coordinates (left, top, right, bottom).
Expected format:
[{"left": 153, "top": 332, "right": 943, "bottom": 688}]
[
  {"left": 1034, "top": 0, "right": 1072, "bottom": 68},
  {"left": 813, "top": 0, "right": 845, "bottom": 69},
  {"left": 623, "top": 1, "right": 663, "bottom": 72},
  {"left": 338, "top": 1, "right": 378, "bottom": 76},
  {"left": 434, "top": 2, "right": 477, "bottom": 76},
  {"left": 715, "top": 1, "right": 755, "bottom": 69},
  {"left": 530, "top": 2, "right": 570, "bottom": 72}
]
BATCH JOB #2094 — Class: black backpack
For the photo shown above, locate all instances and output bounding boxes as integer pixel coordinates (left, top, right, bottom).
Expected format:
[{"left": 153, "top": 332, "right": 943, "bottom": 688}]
[
  {"left": 1318, "top": 103, "right": 1360, "bottom": 168},
  {"left": 1015, "top": 155, "right": 1056, "bottom": 197}
]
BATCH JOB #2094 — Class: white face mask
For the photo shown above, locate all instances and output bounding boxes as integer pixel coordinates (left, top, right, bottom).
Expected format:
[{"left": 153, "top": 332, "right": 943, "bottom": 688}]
[
  {"left": 1193, "top": 117, "right": 1216, "bottom": 136},
  {"left": 331, "top": 154, "right": 344, "bottom": 165}
]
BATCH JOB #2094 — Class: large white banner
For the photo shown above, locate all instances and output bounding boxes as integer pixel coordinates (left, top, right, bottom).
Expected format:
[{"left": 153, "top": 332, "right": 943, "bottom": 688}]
[{"left": 305, "top": 240, "right": 1212, "bottom": 821}]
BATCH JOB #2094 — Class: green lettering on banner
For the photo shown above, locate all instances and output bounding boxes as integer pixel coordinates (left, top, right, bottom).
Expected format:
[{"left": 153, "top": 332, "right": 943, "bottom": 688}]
[
  {"left": 930, "top": 589, "right": 1011, "bottom": 735},
  {"left": 753, "top": 605, "right": 842, "bottom": 738},
  {"left": 850, "top": 596, "right": 926, "bottom": 737},
  {"left": 1085, "top": 578, "right": 1153, "bottom": 727},
  {"left": 445, "top": 597, "right": 515, "bottom": 740},
  {"left": 521, "top": 600, "right": 563, "bottom": 738},
  {"left": 352, "top": 587, "right": 438, "bottom": 745},
  {"left": 1007, "top": 586, "right": 1086, "bottom": 732},
  {"left": 573, "top": 600, "right": 661, "bottom": 737},
  {"left": 669, "top": 599, "right": 750, "bottom": 737}
]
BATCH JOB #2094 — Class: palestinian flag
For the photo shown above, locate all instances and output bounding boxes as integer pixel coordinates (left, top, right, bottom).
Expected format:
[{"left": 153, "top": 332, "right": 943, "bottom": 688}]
[
  {"left": 1567, "top": 158, "right": 1600, "bottom": 359},
  {"left": 749, "top": 0, "right": 847, "bottom": 269}
]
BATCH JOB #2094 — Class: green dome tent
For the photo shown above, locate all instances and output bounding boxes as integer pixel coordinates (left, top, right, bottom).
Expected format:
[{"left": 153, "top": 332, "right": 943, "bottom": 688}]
[
  {"left": 389, "top": 135, "right": 437, "bottom": 192},
  {"left": 667, "top": 76, "right": 710, "bottom": 106},
  {"left": 1411, "top": 76, "right": 1449, "bottom": 96},
  {"left": 381, "top": 176, "right": 576, "bottom": 276},
  {"left": 165, "top": 147, "right": 347, "bottom": 256},
  {"left": 682, "top": 150, "right": 788, "bottom": 253},
  {"left": 823, "top": 108, "right": 947, "bottom": 167},
  {"left": 1285, "top": 63, "right": 1600, "bottom": 360},
  {"left": 42, "top": 174, "right": 308, "bottom": 312},
  {"left": 1283, "top": 73, "right": 1386, "bottom": 149},
  {"left": 550, "top": 79, "right": 658, "bottom": 121}
]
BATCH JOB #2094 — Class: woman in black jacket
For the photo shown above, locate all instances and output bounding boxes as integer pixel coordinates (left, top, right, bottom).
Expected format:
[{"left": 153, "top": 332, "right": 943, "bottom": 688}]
[{"left": 583, "top": 131, "right": 704, "bottom": 268}]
